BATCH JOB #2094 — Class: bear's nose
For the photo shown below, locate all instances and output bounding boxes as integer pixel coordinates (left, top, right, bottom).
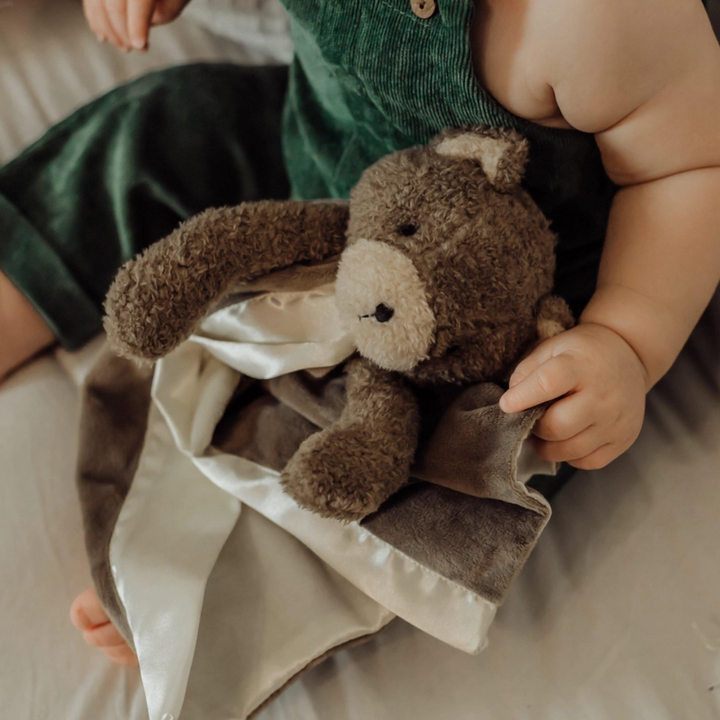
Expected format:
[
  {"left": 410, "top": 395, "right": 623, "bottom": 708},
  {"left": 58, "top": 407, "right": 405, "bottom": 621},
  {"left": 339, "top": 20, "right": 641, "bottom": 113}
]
[
  {"left": 373, "top": 303, "right": 394, "bottom": 323},
  {"left": 360, "top": 303, "right": 395, "bottom": 323}
]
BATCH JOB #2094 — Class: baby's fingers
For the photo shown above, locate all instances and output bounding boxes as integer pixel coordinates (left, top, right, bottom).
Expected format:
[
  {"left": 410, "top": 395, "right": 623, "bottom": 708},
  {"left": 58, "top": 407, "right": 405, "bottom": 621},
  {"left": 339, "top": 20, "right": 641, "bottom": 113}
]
[
  {"left": 534, "top": 432, "right": 618, "bottom": 470},
  {"left": 533, "top": 393, "right": 597, "bottom": 442},
  {"left": 507, "top": 340, "right": 555, "bottom": 390},
  {"left": 151, "top": 0, "right": 189, "bottom": 25},
  {"left": 128, "top": 0, "right": 156, "bottom": 49},
  {"left": 532, "top": 428, "right": 607, "bottom": 464},
  {"left": 83, "top": 0, "right": 126, "bottom": 47},
  {"left": 567, "top": 444, "right": 620, "bottom": 471},
  {"left": 104, "top": 0, "right": 133, "bottom": 50},
  {"left": 500, "top": 354, "right": 579, "bottom": 414}
]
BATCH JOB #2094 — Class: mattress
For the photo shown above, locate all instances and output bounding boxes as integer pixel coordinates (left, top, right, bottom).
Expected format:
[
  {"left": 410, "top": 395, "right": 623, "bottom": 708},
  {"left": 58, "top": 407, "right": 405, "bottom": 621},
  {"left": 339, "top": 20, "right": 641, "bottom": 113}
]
[{"left": 1, "top": 1, "right": 719, "bottom": 718}]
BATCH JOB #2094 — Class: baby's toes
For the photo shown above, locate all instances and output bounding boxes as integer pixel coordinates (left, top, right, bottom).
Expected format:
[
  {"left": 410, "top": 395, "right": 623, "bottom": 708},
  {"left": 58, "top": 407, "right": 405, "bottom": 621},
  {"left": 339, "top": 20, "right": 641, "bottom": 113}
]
[
  {"left": 70, "top": 587, "right": 110, "bottom": 630},
  {"left": 102, "top": 644, "right": 140, "bottom": 666},
  {"left": 71, "top": 586, "right": 138, "bottom": 666},
  {"left": 83, "top": 619, "right": 138, "bottom": 665},
  {"left": 83, "top": 621, "right": 126, "bottom": 649}
]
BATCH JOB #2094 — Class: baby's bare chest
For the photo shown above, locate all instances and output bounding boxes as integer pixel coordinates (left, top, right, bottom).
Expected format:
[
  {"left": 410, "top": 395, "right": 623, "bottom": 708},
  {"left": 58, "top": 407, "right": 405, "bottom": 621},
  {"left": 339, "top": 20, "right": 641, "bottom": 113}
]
[{"left": 470, "top": 0, "right": 572, "bottom": 129}]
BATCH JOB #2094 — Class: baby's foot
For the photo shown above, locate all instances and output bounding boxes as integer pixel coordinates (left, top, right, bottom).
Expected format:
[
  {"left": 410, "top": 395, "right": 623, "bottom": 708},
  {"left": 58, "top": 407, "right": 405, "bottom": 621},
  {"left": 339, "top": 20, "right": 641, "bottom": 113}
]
[{"left": 70, "top": 587, "right": 138, "bottom": 666}]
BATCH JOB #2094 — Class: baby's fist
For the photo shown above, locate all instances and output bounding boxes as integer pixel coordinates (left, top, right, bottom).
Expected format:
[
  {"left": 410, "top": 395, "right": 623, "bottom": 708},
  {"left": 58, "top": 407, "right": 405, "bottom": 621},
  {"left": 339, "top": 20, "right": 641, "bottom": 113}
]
[{"left": 500, "top": 323, "right": 648, "bottom": 470}]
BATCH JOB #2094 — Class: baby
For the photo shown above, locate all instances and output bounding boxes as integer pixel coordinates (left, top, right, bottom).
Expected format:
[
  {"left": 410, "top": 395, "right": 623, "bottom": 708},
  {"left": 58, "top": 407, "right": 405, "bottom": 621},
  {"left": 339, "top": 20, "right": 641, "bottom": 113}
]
[
  {"left": 81, "top": 0, "right": 189, "bottom": 50},
  {"left": 3, "top": 0, "right": 719, "bottom": 665}
]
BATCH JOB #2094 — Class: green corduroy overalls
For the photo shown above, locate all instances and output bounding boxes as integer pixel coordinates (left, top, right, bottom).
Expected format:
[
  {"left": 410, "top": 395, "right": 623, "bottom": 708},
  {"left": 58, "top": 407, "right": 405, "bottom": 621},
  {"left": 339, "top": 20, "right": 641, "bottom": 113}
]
[{"left": 0, "top": 0, "right": 616, "bottom": 350}]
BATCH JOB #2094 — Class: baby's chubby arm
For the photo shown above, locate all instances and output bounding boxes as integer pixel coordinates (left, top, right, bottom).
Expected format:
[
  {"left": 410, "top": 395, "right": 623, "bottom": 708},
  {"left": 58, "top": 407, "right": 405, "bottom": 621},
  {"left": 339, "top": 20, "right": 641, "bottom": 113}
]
[
  {"left": 83, "top": 0, "right": 191, "bottom": 51},
  {"left": 499, "top": 0, "right": 720, "bottom": 469}
]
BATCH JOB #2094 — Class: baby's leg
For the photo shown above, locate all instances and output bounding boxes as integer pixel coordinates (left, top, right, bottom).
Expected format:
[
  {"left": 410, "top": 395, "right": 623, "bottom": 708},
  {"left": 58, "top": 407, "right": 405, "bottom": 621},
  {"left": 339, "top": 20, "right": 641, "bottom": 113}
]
[
  {"left": 1, "top": 64, "right": 290, "bottom": 666},
  {"left": 0, "top": 271, "right": 55, "bottom": 380},
  {"left": 0, "top": 62, "right": 290, "bottom": 359},
  {"left": 70, "top": 588, "right": 138, "bottom": 666}
]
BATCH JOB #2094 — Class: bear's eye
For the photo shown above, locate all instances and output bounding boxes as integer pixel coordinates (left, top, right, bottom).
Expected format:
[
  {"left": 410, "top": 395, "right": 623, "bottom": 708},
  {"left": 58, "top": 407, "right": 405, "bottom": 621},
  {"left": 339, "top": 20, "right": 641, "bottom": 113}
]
[{"left": 398, "top": 223, "right": 418, "bottom": 237}]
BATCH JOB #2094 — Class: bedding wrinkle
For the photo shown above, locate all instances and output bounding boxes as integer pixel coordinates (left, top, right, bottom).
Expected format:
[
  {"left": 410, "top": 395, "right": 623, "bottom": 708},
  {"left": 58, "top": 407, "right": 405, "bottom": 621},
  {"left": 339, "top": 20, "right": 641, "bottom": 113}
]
[{"left": 4, "top": 1, "right": 720, "bottom": 718}]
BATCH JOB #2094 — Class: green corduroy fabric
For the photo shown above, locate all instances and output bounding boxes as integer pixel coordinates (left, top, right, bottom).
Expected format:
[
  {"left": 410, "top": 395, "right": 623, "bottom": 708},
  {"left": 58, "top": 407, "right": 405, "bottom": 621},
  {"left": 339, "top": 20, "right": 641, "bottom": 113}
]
[{"left": 0, "top": 64, "right": 289, "bottom": 349}]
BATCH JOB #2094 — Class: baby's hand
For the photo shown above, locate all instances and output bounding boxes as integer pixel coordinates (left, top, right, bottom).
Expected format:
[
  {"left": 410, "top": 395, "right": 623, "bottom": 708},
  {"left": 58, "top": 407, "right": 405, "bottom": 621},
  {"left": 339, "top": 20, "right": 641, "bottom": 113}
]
[
  {"left": 70, "top": 587, "right": 138, "bottom": 666},
  {"left": 83, "top": 0, "right": 191, "bottom": 51},
  {"left": 499, "top": 323, "right": 648, "bottom": 470}
]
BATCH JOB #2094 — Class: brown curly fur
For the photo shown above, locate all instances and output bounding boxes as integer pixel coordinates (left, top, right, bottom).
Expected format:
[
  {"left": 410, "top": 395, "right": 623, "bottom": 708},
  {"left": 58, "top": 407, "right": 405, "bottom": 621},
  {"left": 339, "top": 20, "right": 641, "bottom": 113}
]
[
  {"left": 347, "top": 126, "right": 558, "bottom": 386},
  {"left": 104, "top": 201, "right": 349, "bottom": 362},
  {"left": 104, "top": 126, "right": 572, "bottom": 521},
  {"left": 281, "top": 357, "right": 420, "bottom": 522}
]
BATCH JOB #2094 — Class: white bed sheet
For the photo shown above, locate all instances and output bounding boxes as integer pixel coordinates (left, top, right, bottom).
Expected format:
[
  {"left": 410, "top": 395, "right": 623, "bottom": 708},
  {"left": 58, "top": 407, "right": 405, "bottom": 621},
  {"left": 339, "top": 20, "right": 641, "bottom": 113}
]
[
  {"left": 2, "top": 1, "right": 720, "bottom": 718},
  {"left": 0, "top": 347, "right": 149, "bottom": 720}
]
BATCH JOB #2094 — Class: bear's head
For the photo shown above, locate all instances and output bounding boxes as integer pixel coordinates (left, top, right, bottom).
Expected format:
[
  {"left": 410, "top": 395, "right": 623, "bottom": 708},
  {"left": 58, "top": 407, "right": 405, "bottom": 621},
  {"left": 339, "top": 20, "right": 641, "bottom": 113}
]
[{"left": 335, "top": 126, "right": 558, "bottom": 386}]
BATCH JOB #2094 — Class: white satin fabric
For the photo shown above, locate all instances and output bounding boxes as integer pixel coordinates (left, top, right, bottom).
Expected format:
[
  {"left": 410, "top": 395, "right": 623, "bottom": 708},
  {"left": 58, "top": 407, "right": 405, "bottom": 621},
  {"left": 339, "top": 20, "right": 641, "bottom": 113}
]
[
  {"left": 193, "top": 282, "right": 356, "bottom": 379},
  {"left": 109, "top": 284, "right": 546, "bottom": 719}
]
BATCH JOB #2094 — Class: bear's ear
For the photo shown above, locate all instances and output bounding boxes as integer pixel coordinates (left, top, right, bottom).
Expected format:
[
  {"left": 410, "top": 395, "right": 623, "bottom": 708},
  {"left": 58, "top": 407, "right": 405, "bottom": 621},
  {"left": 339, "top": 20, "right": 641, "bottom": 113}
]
[{"left": 432, "top": 127, "right": 529, "bottom": 190}]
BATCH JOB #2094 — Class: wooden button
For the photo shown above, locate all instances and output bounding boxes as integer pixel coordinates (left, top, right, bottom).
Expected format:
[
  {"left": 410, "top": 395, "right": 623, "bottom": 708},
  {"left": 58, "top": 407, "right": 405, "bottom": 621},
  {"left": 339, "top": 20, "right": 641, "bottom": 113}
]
[{"left": 411, "top": 0, "right": 436, "bottom": 19}]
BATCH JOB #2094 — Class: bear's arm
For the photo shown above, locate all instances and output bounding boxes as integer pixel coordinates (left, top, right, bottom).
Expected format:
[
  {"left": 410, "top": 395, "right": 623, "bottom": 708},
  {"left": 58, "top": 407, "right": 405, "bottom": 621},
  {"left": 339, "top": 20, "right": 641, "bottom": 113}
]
[
  {"left": 104, "top": 201, "right": 349, "bottom": 361},
  {"left": 536, "top": 294, "right": 575, "bottom": 341}
]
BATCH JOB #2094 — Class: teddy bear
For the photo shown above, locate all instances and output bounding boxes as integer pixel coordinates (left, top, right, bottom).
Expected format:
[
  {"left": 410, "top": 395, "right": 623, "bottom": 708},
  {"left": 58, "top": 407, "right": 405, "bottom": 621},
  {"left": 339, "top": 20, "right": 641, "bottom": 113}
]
[{"left": 104, "top": 126, "right": 573, "bottom": 522}]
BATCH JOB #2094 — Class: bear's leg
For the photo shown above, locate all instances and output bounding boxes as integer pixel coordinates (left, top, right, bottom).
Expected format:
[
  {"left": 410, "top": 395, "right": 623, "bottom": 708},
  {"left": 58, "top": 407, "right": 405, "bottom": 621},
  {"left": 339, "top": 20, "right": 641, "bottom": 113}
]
[{"left": 281, "top": 358, "right": 420, "bottom": 522}]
